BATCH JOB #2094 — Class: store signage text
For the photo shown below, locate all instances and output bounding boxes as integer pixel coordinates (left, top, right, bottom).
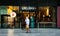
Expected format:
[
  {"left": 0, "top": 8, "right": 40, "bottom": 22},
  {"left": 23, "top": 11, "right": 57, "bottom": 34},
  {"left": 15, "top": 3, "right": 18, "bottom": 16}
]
[{"left": 21, "top": 7, "right": 36, "bottom": 10}]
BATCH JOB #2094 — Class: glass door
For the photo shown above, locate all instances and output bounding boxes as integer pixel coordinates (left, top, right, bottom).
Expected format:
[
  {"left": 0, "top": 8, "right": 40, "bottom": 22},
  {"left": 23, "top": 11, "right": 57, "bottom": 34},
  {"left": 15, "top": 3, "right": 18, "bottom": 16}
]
[
  {"left": 1, "top": 16, "right": 8, "bottom": 28},
  {"left": 20, "top": 10, "right": 36, "bottom": 28},
  {"left": 1, "top": 15, "right": 20, "bottom": 28},
  {"left": 20, "top": 11, "right": 29, "bottom": 29}
]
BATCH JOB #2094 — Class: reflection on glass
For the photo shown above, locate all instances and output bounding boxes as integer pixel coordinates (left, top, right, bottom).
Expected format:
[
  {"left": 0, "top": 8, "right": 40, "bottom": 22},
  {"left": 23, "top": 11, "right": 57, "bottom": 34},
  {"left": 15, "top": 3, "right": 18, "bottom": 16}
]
[
  {"left": 38, "top": 7, "right": 55, "bottom": 22},
  {"left": 46, "top": 7, "right": 49, "bottom": 16},
  {"left": 8, "top": 29, "right": 14, "bottom": 36},
  {"left": 43, "top": 15, "right": 45, "bottom": 21},
  {"left": 2, "top": 16, "right": 8, "bottom": 28},
  {"left": 8, "top": 17, "right": 14, "bottom": 28}
]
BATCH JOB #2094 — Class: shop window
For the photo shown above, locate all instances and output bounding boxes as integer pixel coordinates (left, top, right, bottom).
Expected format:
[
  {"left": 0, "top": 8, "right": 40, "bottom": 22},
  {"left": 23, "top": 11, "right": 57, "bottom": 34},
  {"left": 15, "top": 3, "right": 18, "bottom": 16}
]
[
  {"left": 37, "top": 7, "right": 56, "bottom": 22},
  {"left": 36, "top": 6, "right": 56, "bottom": 28}
]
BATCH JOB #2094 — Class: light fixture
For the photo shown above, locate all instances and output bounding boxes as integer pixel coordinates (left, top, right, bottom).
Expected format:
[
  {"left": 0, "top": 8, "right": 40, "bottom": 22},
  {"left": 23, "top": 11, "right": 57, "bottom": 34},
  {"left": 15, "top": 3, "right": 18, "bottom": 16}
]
[{"left": 46, "top": 7, "right": 49, "bottom": 16}]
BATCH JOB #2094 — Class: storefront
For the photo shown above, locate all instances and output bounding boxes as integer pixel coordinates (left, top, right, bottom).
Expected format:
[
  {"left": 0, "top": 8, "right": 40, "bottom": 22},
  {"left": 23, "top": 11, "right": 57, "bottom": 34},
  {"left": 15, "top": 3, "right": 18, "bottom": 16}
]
[
  {"left": 37, "top": 6, "right": 56, "bottom": 28},
  {"left": 20, "top": 6, "right": 37, "bottom": 28},
  {"left": 0, "top": 6, "right": 57, "bottom": 29},
  {"left": 1, "top": 6, "right": 20, "bottom": 28}
]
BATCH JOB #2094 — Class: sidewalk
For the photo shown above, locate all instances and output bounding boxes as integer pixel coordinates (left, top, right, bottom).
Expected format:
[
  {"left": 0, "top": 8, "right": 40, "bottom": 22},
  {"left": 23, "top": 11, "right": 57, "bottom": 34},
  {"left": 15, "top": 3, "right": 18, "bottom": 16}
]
[{"left": 0, "top": 28, "right": 60, "bottom": 36}]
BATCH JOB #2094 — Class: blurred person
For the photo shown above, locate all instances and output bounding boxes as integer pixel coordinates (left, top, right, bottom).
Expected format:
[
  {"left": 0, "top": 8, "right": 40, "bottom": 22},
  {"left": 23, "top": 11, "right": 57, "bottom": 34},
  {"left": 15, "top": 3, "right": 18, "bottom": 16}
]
[
  {"left": 25, "top": 15, "right": 30, "bottom": 33},
  {"left": 30, "top": 15, "right": 35, "bottom": 28}
]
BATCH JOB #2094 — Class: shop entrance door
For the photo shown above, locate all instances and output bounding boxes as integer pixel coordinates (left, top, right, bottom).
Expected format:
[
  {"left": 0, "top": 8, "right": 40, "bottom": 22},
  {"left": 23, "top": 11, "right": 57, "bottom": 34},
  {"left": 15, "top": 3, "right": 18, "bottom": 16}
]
[
  {"left": 20, "top": 11, "right": 36, "bottom": 28},
  {"left": 1, "top": 15, "right": 20, "bottom": 28}
]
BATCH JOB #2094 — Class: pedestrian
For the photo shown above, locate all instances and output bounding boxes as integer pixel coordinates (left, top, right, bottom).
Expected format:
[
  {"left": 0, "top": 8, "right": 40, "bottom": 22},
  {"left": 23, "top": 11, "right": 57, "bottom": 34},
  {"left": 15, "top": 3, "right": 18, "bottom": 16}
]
[{"left": 25, "top": 15, "right": 30, "bottom": 33}]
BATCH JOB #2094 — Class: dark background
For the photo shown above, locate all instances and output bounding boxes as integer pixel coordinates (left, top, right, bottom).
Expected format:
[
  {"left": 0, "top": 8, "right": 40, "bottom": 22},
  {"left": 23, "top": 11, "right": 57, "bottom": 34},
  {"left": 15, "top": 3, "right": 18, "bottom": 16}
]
[{"left": 0, "top": 0, "right": 58, "bottom": 6}]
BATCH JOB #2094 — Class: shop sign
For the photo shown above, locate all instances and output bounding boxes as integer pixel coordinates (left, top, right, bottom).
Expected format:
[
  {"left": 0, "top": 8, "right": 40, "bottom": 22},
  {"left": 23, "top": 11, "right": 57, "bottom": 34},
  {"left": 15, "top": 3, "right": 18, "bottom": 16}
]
[
  {"left": 10, "top": 12, "right": 16, "bottom": 17},
  {"left": 21, "top": 7, "right": 36, "bottom": 10}
]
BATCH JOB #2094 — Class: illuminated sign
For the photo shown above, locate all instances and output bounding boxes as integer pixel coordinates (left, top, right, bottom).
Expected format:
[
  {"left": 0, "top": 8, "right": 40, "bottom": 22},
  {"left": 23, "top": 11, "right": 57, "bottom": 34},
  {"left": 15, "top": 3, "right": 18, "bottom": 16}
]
[
  {"left": 21, "top": 7, "right": 36, "bottom": 10},
  {"left": 10, "top": 12, "right": 16, "bottom": 17}
]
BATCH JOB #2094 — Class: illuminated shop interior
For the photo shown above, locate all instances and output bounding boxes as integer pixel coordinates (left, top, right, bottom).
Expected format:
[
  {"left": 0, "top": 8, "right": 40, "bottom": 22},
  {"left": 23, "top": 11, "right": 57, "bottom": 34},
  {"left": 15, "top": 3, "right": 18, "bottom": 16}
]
[{"left": 0, "top": 6, "right": 56, "bottom": 28}]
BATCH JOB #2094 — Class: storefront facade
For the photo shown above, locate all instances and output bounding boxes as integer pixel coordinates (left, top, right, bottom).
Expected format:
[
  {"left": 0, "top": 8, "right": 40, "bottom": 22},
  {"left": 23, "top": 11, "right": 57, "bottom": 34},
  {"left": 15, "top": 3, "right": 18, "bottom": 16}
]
[
  {"left": 0, "top": 0, "right": 58, "bottom": 29},
  {"left": 0, "top": 6, "right": 57, "bottom": 29}
]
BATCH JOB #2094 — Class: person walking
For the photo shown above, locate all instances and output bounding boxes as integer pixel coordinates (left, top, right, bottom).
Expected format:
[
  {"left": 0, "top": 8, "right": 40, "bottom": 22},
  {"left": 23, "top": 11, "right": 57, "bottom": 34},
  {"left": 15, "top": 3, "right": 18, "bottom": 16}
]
[{"left": 25, "top": 15, "right": 30, "bottom": 33}]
